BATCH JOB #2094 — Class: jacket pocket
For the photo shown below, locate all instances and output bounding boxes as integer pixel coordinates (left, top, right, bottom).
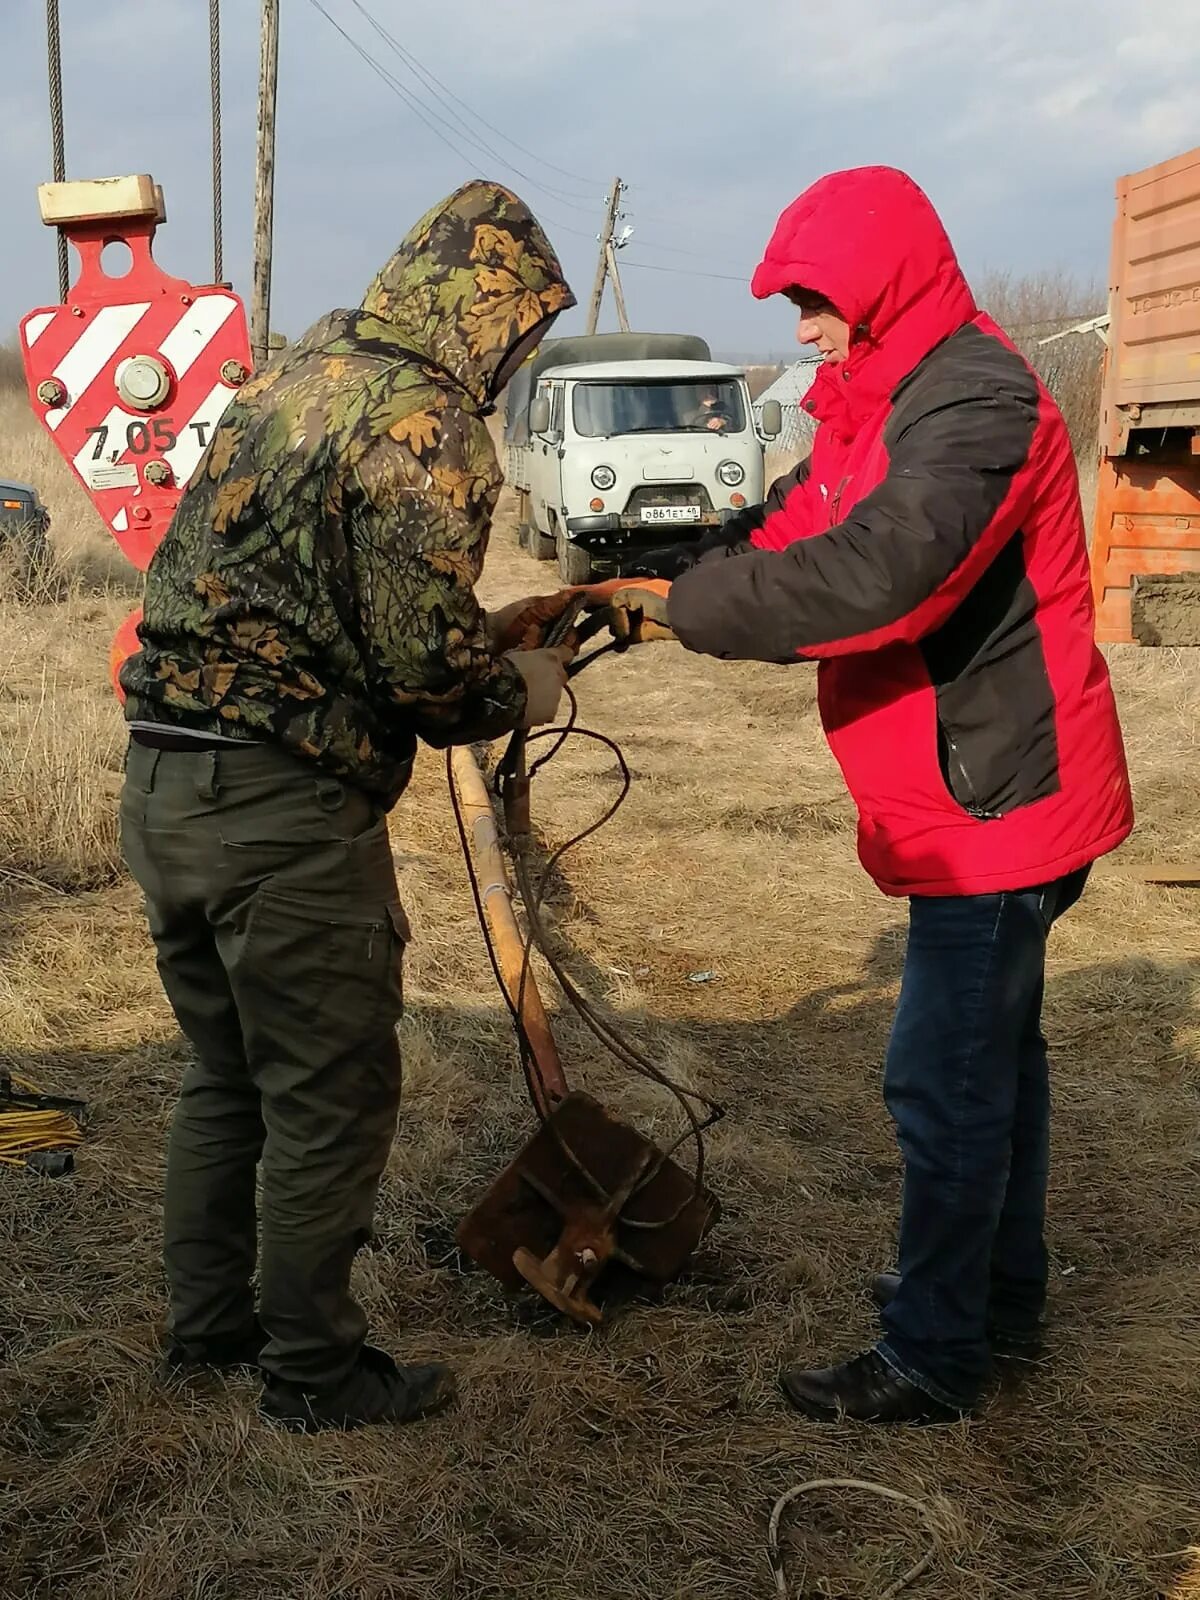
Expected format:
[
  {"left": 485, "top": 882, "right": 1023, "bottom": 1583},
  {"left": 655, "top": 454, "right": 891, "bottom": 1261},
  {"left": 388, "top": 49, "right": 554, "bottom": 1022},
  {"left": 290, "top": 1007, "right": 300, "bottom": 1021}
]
[{"left": 935, "top": 714, "right": 1001, "bottom": 820}]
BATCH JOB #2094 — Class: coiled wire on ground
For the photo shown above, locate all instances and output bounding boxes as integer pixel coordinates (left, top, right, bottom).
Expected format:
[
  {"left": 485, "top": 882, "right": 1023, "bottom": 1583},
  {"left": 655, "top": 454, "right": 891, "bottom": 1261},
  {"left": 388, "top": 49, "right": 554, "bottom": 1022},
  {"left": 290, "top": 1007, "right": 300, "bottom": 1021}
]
[{"left": 0, "top": 1072, "right": 83, "bottom": 1170}]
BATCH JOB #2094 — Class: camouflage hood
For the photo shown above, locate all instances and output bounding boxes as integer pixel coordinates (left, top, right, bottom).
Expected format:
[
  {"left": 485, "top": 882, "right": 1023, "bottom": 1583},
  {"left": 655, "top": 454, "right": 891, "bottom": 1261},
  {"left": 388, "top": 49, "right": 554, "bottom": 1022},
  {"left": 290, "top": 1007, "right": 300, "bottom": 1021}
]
[{"left": 362, "top": 180, "right": 575, "bottom": 407}]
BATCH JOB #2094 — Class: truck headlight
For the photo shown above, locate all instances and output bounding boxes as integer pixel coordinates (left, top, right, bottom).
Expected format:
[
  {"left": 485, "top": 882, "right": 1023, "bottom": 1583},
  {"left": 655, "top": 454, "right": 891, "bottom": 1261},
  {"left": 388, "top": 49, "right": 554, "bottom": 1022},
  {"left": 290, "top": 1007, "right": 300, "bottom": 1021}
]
[
  {"left": 717, "top": 460, "right": 745, "bottom": 487},
  {"left": 591, "top": 464, "right": 617, "bottom": 491}
]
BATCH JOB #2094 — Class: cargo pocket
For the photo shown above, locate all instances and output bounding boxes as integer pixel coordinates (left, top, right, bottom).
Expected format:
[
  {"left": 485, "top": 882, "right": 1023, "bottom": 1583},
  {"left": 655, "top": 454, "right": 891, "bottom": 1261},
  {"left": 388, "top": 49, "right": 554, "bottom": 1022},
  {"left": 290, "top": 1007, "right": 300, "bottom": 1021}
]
[
  {"left": 382, "top": 900, "right": 410, "bottom": 1026},
  {"left": 236, "top": 889, "right": 406, "bottom": 1101}
]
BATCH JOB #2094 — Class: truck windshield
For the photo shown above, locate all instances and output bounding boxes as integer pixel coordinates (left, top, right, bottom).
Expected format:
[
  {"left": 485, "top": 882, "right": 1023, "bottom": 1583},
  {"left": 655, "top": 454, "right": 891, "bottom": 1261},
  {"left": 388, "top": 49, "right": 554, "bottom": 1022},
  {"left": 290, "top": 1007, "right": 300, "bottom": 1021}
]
[{"left": 572, "top": 380, "right": 746, "bottom": 438}]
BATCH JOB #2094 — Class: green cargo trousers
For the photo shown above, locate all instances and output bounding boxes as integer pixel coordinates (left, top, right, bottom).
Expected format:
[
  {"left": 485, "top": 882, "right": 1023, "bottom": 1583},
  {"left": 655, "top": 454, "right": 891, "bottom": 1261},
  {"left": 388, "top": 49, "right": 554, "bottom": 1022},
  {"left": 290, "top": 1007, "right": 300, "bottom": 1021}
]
[{"left": 120, "top": 737, "right": 409, "bottom": 1389}]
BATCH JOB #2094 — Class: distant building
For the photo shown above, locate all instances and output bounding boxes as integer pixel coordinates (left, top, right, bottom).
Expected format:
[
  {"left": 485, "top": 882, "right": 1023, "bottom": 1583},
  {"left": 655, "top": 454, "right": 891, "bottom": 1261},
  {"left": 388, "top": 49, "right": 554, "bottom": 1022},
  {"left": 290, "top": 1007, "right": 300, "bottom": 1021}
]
[{"left": 753, "top": 356, "right": 822, "bottom": 453}]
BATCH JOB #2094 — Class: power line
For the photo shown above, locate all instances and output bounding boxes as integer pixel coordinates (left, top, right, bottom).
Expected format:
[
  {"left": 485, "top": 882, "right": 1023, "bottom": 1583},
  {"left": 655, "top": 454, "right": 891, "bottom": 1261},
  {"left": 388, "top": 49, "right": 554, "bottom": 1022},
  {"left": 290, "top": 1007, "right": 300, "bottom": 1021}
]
[
  {"left": 307, "top": 0, "right": 598, "bottom": 217},
  {"left": 620, "top": 259, "right": 1103, "bottom": 319},
  {"left": 306, "top": 0, "right": 481, "bottom": 169},
  {"left": 306, "top": 2, "right": 753, "bottom": 278},
  {"left": 619, "top": 258, "right": 750, "bottom": 284},
  {"left": 619, "top": 232, "right": 751, "bottom": 272},
  {"left": 345, "top": 0, "right": 603, "bottom": 199}
]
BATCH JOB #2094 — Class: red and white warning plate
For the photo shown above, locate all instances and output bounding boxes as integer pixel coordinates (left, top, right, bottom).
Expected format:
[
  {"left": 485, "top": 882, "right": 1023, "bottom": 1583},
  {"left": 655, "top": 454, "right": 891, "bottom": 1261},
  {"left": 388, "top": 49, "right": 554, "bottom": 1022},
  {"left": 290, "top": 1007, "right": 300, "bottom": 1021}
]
[{"left": 21, "top": 276, "right": 252, "bottom": 570}]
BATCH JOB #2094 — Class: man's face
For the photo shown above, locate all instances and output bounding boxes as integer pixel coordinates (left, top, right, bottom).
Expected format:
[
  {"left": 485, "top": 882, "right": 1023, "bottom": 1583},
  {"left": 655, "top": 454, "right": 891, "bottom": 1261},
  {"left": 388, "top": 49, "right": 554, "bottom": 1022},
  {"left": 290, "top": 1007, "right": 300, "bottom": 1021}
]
[
  {"left": 493, "top": 321, "right": 551, "bottom": 394},
  {"left": 788, "top": 290, "right": 852, "bottom": 364}
]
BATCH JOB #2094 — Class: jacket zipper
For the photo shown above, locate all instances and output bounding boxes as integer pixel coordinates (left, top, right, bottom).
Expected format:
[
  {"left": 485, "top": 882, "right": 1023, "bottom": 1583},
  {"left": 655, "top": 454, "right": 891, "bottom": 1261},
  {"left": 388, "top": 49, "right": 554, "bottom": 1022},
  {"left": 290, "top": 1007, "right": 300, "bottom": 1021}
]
[
  {"left": 829, "top": 475, "right": 850, "bottom": 526},
  {"left": 943, "top": 729, "right": 1000, "bottom": 821}
]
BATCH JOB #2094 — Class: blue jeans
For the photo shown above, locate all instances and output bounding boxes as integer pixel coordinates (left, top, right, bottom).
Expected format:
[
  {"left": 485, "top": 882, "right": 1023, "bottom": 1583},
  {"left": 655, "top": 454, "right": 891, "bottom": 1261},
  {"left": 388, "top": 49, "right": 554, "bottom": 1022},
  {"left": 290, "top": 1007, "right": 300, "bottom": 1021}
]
[{"left": 876, "top": 868, "right": 1089, "bottom": 1408}]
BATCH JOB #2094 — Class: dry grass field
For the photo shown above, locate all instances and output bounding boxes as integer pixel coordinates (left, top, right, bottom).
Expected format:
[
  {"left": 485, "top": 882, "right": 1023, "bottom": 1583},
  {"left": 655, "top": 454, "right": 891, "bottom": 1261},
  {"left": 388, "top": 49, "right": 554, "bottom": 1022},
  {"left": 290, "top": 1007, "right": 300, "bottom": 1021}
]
[{"left": 0, "top": 374, "right": 1198, "bottom": 1600}]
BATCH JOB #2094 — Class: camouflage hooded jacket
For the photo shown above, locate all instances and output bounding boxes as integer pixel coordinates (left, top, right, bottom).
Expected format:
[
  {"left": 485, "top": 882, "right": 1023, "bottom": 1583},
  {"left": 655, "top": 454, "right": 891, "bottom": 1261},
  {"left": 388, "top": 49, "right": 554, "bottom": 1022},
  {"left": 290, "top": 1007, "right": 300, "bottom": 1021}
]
[{"left": 121, "top": 181, "right": 575, "bottom": 805}]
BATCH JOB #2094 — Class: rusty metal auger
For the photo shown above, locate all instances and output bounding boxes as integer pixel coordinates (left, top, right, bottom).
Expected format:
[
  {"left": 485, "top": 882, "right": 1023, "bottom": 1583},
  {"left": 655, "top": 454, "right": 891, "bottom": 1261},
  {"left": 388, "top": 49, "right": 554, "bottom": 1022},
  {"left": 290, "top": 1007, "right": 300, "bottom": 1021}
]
[{"left": 450, "top": 600, "right": 722, "bottom": 1327}]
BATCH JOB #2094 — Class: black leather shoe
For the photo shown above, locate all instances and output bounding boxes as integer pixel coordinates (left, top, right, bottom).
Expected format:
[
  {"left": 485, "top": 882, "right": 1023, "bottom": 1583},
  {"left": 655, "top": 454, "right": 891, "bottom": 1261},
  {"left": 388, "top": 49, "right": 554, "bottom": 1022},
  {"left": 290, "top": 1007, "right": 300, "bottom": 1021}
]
[
  {"left": 161, "top": 1317, "right": 265, "bottom": 1379},
  {"left": 260, "top": 1344, "right": 456, "bottom": 1434},
  {"left": 870, "top": 1271, "right": 1044, "bottom": 1361},
  {"left": 780, "top": 1349, "right": 967, "bottom": 1424}
]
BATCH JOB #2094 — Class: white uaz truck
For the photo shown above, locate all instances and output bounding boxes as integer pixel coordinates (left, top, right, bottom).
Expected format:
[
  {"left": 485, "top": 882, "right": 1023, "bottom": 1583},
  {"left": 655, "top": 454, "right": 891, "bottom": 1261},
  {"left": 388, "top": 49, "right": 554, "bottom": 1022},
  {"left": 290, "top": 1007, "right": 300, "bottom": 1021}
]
[{"left": 503, "top": 332, "right": 781, "bottom": 583}]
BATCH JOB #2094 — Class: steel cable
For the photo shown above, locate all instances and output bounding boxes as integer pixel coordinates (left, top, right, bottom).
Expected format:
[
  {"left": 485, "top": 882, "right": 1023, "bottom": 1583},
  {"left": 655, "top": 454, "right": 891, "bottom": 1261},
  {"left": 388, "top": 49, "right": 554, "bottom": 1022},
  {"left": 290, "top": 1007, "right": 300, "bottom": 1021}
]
[
  {"left": 209, "top": 0, "right": 224, "bottom": 283},
  {"left": 45, "top": 0, "right": 68, "bottom": 301}
]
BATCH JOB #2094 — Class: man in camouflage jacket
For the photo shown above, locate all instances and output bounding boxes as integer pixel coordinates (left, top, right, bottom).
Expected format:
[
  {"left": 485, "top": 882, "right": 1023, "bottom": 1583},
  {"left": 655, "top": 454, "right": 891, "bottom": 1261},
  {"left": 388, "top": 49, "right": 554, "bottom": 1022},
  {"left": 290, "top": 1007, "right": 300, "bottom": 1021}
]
[{"left": 120, "top": 180, "right": 575, "bottom": 1432}]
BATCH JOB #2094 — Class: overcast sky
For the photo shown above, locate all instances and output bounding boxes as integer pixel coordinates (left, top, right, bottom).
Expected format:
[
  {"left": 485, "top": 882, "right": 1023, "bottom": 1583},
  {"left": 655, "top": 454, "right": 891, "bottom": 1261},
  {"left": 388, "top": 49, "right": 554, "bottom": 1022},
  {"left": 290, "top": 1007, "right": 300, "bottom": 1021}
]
[{"left": 4, "top": 0, "right": 1198, "bottom": 359}]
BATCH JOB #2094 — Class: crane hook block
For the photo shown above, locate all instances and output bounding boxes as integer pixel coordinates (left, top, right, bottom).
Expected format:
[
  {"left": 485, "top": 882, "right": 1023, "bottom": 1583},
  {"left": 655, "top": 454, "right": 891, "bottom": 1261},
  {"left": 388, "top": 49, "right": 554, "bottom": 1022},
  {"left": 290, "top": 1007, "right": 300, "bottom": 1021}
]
[{"left": 19, "top": 172, "right": 252, "bottom": 572}]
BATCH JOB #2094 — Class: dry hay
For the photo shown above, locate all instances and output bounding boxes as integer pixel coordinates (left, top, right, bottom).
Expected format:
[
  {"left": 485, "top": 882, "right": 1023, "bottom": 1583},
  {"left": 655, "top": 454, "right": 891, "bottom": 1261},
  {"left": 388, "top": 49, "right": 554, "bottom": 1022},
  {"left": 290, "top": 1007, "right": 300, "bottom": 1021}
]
[{"left": 0, "top": 407, "right": 1198, "bottom": 1600}]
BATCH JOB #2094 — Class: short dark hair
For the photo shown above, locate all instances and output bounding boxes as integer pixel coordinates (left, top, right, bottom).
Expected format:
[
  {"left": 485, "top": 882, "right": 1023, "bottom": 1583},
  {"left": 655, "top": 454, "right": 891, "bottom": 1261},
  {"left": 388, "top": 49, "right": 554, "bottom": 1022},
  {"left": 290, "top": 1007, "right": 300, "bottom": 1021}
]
[{"left": 785, "top": 286, "right": 838, "bottom": 317}]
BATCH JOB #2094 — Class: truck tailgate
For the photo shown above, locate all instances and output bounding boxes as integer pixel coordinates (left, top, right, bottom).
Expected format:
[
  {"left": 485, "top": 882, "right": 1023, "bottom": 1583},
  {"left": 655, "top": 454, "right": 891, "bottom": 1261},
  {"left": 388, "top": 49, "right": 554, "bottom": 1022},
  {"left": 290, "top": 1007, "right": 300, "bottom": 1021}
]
[{"left": 1103, "top": 146, "right": 1200, "bottom": 451}]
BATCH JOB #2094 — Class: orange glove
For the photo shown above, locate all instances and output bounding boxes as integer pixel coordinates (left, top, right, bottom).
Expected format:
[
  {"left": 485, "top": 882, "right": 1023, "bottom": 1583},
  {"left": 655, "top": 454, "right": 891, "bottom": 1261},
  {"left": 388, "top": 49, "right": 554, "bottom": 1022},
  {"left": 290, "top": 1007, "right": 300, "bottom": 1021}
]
[
  {"left": 602, "top": 584, "right": 676, "bottom": 647},
  {"left": 486, "top": 590, "right": 579, "bottom": 652},
  {"left": 577, "top": 577, "right": 672, "bottom": 610}
]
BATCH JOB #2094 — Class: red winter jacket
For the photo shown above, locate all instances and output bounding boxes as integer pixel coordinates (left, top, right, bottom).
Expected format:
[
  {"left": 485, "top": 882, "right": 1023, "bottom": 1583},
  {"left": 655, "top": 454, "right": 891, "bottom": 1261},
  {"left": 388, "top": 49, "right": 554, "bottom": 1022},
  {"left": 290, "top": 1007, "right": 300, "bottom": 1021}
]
[{"left": 654, "top": 167, "right": 1133, "bottom": 897}]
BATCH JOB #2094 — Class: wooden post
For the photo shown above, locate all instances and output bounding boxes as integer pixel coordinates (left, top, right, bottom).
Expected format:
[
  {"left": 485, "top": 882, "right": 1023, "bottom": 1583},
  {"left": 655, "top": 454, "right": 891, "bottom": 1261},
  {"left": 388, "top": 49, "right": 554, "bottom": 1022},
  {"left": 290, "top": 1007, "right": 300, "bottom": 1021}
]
[
  {"left": 449, "top": 746, "right": 568, "bottom": 1113},
  {"left": 250, "top": 0, "right": 280, "bottom": 370},
  {"left": 585, "top": 177, "right": 623, "bottom": 336},
  {"left": 606, "top": 241, "right": 631, "bottom": 333}
]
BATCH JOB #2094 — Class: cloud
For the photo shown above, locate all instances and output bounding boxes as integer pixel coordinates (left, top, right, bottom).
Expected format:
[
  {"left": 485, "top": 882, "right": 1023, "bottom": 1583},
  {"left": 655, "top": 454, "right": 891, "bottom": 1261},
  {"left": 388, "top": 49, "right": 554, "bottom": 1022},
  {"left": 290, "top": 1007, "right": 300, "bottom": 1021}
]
[{"left": 2, "top": 0, "right": 1197, "bottom": 358}]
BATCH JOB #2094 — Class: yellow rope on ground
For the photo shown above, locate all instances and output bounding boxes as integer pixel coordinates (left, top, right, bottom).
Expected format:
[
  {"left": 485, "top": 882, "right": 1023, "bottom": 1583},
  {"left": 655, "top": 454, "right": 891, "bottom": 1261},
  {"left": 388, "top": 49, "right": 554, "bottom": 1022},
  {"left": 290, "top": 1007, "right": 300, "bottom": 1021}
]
[{"left": 0, "top": 1074, "right": 83, "bottom": 1168}]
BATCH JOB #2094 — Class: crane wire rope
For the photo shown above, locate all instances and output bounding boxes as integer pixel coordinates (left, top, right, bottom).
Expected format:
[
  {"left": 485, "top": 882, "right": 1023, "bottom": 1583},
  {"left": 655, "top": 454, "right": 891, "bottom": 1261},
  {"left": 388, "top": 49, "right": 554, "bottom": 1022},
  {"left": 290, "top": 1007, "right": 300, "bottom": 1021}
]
[
  {"left": 209, "top": 0, "right": 224, "bottom": 284},
  {"left": 45, "top": 0, "right": 68, "bottom": 301}
]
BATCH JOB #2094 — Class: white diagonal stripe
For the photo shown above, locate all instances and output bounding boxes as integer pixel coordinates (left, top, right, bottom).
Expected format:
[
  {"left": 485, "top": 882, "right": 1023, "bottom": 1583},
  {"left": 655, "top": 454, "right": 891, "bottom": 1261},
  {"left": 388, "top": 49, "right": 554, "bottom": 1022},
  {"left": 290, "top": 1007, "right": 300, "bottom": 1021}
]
[
  {"left": 164, "top": 383, "right": 237, "bottom": 485},
  {"left": 158, "top": 295, "right": 238, "bottom": 379},
  {"left": 24, "top": 312, "right": 55, "bottom": 347},
  {"left": 45, "top": 302, "right": 151, "bottom": 430}
]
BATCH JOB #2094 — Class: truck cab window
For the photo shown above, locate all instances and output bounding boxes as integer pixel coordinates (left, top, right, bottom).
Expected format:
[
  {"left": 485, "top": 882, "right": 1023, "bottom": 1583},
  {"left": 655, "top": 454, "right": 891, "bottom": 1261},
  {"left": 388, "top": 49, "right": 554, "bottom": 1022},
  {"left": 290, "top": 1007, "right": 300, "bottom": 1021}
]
[{"left": 573, "top": 380, "right": 746, "bottom": 438}]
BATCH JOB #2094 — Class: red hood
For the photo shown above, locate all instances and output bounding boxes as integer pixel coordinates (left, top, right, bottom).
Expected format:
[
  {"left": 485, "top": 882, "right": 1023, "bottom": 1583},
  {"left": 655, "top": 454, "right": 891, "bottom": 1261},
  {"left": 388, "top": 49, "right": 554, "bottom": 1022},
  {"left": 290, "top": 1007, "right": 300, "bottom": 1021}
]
[{"left": 752, "top": 167, "right": 978, "bottom": 435}]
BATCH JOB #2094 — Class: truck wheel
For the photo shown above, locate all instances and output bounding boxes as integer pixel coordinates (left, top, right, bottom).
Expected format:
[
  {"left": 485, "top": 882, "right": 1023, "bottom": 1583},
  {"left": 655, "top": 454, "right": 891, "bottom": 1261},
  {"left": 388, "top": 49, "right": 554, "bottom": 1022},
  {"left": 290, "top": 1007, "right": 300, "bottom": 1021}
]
[
  {"left": 556, "top": 530, "right": 592, "bottom": 585},
  {"left": 7, "top": 519, "right": 62, "bottom": 602},
  {"left": 521, "top": 522, "right": 556, "bottom": 562}
]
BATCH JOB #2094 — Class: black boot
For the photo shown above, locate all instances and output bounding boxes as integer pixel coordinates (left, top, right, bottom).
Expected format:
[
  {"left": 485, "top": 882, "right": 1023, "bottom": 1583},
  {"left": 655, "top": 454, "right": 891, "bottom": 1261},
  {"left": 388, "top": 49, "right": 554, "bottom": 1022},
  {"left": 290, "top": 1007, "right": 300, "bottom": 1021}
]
[
  {"left": 260, "top": 1344, "right": 456, "bottom": 1433},
  {"left": 780, "top": 1349, "right": 968, "bottom": 1424},
  {"left": 870, "top": 1271, "right": 1044, "bottom": 1361},
  {"left": 161, "top": 1317, "right": 266, "bottom": 1379}
]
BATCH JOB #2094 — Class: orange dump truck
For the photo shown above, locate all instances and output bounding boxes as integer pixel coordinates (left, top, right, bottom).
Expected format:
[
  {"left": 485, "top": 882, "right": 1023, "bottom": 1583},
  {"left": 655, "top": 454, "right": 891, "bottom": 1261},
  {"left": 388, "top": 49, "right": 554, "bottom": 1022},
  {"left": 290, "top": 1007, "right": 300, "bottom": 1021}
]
[{"left": 1091, "top": 145, "right": 1200, "bottom": 645}]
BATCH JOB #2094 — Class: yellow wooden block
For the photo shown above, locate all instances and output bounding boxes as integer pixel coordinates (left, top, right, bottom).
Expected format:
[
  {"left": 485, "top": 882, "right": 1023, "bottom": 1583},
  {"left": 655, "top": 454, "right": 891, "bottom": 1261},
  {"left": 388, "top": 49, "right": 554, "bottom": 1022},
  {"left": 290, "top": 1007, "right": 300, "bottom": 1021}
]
[{"left": 38, "top": 174, "right": 160, "bottom": 227}]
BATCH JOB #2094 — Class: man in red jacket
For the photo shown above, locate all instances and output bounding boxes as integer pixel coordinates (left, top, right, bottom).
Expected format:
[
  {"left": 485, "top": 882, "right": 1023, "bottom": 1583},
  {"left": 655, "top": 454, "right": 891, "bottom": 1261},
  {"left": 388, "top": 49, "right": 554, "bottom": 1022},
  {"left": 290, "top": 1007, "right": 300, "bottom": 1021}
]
[{"left": 602, "top": 166, "right": 1133, "bottom": 1423}]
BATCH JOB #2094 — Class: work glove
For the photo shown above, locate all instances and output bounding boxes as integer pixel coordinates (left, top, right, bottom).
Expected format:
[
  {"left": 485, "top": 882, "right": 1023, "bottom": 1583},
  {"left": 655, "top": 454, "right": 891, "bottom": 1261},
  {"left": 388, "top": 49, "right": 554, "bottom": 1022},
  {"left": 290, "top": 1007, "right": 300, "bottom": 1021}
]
[
  {"left": 507, "top": 645, "right": 573, "bottom": 727},
  {"left": 486, "top": 591, "right": 579, "bottom": 653},
  {"left": 583, "top": 580, "right": 675, "bottom": 647}
]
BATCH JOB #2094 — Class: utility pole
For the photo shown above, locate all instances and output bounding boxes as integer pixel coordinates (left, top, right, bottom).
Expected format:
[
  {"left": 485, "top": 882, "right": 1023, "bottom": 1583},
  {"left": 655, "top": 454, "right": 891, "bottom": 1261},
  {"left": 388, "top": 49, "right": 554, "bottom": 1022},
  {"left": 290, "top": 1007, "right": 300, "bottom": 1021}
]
[
  {"left": 250, "top": 0, "right": 280, "bottom": 369},
  {"left": 585, "top": 177, "right": 624, "bottom": 336}
]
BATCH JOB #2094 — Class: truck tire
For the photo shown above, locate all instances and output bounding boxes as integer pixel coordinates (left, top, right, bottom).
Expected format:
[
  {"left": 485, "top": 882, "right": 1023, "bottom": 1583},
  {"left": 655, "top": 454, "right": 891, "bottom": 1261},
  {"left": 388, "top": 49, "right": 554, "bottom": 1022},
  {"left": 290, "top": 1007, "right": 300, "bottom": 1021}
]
[
  {"left": 521, "top": 522, "right": 556, "bottom": 562},
  {"left": 556, "top": 530, "right": 592, "bottom": 585},
  {"left": 5, "top": 518, "right": 62, "bottom": 603}
]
